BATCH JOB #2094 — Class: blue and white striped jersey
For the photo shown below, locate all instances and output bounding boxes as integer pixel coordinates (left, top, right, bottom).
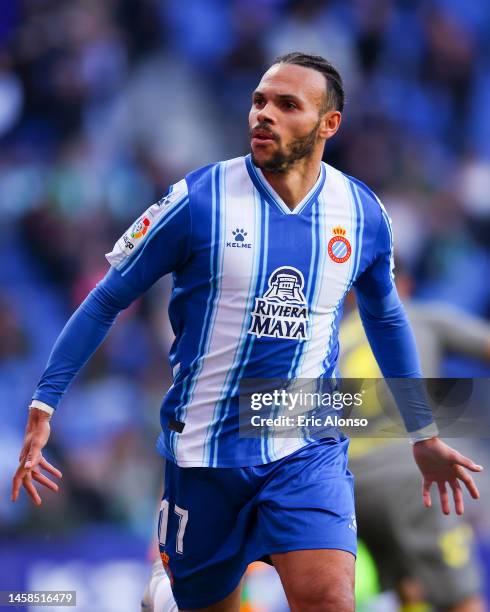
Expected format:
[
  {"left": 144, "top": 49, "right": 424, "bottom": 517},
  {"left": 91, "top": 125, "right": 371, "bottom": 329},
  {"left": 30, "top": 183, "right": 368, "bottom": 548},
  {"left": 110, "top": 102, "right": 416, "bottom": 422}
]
[{"left": 106, "top": 155, "right": 395, "bottom": 467}]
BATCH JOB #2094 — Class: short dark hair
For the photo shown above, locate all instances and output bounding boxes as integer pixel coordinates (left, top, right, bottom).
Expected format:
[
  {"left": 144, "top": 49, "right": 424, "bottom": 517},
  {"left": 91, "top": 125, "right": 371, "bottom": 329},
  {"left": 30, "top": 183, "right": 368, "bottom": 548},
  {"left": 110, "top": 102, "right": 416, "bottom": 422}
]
[{"left": 272, "top": 52, "right": 345, "bottom": 113}]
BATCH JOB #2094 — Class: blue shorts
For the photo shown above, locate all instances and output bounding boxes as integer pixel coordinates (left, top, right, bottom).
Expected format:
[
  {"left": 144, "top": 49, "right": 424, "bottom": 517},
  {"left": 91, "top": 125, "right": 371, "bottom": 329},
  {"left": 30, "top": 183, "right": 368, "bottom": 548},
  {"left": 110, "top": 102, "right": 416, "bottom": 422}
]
[{"left": 157, "top": 436, "right": 356, "bottom": 610}]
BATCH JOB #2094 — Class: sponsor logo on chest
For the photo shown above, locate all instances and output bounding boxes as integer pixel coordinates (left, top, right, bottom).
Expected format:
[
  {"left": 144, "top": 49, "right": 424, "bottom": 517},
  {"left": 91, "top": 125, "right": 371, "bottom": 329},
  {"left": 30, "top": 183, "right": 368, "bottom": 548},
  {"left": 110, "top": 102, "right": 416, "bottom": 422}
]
[{"left": 248, "top": 266, "right": 309, "bottom": 340}]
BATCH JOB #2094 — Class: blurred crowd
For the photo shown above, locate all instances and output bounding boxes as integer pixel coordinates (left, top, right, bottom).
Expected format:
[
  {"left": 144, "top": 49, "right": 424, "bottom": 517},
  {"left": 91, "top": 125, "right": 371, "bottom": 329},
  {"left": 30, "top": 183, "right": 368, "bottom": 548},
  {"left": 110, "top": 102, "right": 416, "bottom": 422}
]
[{"left": 1, "top": 0, "right": 490, "bottom": 543}]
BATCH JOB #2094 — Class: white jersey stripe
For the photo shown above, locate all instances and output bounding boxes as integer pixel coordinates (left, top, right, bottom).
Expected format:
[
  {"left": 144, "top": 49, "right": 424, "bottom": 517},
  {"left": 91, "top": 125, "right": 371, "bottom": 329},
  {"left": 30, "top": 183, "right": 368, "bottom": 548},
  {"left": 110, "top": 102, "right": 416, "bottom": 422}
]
[
  {"left": 176, "top": 159, "right": 258, "bottom": 465},
  {"left": 174, "top": 164, "right": 225, "bottom": 461},
  {"left": 321, "top": 173, "right": 358, "bottom": 372},
  {"left": 294, "top": 164, "right": 354, "bottom": 379},
  {"left": 205, "top": 161, "right": 260, "bottom": 465}
]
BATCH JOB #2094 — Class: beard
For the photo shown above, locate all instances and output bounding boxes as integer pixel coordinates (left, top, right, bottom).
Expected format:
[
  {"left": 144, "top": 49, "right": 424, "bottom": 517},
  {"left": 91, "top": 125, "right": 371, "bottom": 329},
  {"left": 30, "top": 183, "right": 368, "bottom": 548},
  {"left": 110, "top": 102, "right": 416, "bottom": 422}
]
[{"left": 251, "top": 120, "right": 321, "bottom": 174}]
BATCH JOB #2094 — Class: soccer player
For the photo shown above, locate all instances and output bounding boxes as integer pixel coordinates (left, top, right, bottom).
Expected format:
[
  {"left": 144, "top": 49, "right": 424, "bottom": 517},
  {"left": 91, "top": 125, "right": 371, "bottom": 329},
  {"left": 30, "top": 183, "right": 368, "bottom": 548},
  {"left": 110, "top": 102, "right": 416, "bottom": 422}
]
[{"left": 12, "top": 53, "right": 483, "bottom": 612}]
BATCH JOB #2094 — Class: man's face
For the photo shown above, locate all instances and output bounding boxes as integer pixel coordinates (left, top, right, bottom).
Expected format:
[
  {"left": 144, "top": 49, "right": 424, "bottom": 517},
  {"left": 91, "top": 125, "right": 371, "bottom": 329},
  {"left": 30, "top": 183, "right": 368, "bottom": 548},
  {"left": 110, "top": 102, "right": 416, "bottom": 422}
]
[{"left": 249, "top": 63, "right": 328, "bottom": 173}]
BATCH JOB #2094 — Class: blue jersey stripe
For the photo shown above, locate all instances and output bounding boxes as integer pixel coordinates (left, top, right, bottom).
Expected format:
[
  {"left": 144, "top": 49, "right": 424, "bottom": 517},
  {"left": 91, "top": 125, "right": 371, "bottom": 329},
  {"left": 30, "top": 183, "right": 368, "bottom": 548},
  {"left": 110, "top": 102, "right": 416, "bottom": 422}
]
[
  {"left": 296, "top": 188, "right": 329, "bottom": 378},
  {"left": 172, "top": 164, "right": 223, "bottom": 459},
  {"left": 287, "top": 197, "right": 320, "bottom": 380},
  {"left": 292, "top": 198, "right": 321, "bottom": 447},
  {"left": 255, "top": 202, "right": 271, "bottom": 463},
  {"left": 351, "top": 184, "right": 365, "bottom": 281},
  {"left": 380, "top": 208, "right": 394, "bottom": 283},
  {"left": 380, "top": 208, "right": 393, "bottom": 246},
  {"left": 204, "top": 163, "right": 229, "bottom": 465}
]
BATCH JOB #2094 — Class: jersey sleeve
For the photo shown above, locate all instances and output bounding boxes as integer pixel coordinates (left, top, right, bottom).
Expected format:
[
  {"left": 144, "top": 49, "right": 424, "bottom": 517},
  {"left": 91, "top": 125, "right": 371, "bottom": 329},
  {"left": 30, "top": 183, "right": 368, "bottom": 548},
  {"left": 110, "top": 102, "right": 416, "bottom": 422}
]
[
  {"left": 354, "top": 206, "right": 394, "bottom": 299},
  {"left": 105, "top": 178, "right": 191, "bottom": 292},
  {"left": 32, "top": 267, "right": 141, "bottom": 410},
  {"left": 354, "top": 202, "right": 437, "bottom": 441}
]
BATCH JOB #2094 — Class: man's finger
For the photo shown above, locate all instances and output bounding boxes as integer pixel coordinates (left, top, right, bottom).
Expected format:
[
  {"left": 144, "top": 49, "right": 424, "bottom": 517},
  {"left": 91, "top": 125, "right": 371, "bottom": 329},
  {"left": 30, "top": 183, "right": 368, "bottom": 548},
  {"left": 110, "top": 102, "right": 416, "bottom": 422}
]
[
  {"left": 32, "top": 471, "right": 60, "bottom": 493},
  {"left": 456, "top": 466, "right": 480, "bottom": 500},
  {"left": 39, "top": 456, "right": 62, "bottom": 479},
  {"left": 23, "top": 475, "right": 42, "bottom": 506},
  {"left": 450, "top": 480, "right": 464, "bottom": 516},
  {"left": 437, "top": 481, "right": 450, "bottom": 515},
  {"left": 11, "top": 472, "right": 24, "bottom": 502},
  {"left": 452, "top": 452, "right": 483, "bottom": 473},
  {"left": 422, "top": 479, "right": 432, "bottom": 508}
]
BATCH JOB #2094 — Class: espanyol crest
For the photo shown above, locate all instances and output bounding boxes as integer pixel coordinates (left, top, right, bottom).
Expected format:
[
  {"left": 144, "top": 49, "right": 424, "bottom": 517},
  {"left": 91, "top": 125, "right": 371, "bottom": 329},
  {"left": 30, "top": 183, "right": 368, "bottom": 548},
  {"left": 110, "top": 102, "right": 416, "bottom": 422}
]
[
  {"left": 328, "top": 226, "right": 351, "bottom": 263},
  {"left": 248, "top": 266, "right": 309, "bottom": 340}
]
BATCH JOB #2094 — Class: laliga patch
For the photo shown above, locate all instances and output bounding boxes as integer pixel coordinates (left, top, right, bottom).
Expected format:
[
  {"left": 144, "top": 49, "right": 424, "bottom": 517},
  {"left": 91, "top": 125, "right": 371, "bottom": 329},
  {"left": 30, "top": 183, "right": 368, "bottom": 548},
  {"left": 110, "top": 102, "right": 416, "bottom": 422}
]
[
  {"left": 122, "top": 190, "right": 182, "bottom": 250},
  {"left": 119, "top": 188, "right": 181, "bottom": 254},
  {"left": 130, "top": 216, "right": 151, "bottom": 239},
  {"left": 108, "top": 204, "right": 160, "bottom": 266},
  {"left": 105, "top": 179, "right": 188, "bottom": 269},
  {"left": 328, "top": 226, "right": 351, "bottom": 263},
  {"left": 248, "top": 266, "right": 309, "bottom": 340},
  {"left": 121, "top": 213, "right": 152, "bottom": 252}
]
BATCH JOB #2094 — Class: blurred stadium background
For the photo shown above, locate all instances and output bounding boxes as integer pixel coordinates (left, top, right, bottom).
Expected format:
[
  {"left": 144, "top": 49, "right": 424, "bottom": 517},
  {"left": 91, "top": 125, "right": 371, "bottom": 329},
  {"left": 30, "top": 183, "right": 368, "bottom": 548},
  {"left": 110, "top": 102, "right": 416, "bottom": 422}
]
[{"left": 1, "top": 0, "right": 490, "bottom": 610}]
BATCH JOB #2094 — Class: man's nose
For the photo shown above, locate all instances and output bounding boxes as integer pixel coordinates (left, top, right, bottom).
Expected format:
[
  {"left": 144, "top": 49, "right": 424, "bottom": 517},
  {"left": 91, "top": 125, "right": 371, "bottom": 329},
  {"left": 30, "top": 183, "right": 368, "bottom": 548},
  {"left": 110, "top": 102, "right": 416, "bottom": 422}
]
[{"left": 256, "top": 102, "right": 276, "bottom": 125}]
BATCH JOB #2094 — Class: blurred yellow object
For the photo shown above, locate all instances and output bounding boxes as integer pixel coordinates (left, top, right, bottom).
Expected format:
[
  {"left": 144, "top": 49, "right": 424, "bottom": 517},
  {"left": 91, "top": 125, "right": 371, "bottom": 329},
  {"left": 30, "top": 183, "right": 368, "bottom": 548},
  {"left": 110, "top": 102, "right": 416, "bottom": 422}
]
[{"left": 438, "top": 524, "right": 474, "bottom": 568}]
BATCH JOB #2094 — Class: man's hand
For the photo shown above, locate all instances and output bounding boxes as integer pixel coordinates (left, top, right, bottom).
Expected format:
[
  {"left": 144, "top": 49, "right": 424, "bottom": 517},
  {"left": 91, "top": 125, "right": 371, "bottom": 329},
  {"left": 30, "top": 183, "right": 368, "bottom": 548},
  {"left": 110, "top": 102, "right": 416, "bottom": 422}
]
[
  {"left": 413, "top": 437, "right": 483, "bottom": 515},
  {"left": 11, "top": 408, "right": 62, "bottom": 506}
]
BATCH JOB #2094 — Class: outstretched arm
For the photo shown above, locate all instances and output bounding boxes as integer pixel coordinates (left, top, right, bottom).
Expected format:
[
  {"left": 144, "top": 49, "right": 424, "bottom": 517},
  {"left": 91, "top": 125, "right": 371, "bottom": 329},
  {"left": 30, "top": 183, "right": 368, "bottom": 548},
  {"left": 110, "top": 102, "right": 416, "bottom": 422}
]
[
  {"left": 11, "top": 268, "right": 141, "bottom": 505},
  {"left": 12, "top": 179, "right": 192, "bottom": 506},
  {"left": 354, "top": 206, "right": 483, "bottom": 514},
  {"left": 356, "top": 285, "right": 483, "bottom": 514}
]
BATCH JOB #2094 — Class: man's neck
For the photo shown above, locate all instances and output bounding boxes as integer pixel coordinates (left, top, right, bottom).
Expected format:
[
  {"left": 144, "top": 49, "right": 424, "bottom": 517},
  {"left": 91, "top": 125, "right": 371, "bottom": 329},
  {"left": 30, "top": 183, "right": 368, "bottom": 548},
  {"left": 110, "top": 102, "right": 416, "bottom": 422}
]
[{"left": 261, "top": 158, "right": 322, "bottom": 211}]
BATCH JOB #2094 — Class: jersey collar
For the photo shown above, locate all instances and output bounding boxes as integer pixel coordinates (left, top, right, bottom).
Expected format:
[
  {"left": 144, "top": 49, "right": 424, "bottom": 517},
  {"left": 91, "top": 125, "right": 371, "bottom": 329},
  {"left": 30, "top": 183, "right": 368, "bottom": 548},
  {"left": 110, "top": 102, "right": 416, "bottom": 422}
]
[{"left": 245, "top": 154, "right": 326, "bottom": 216}]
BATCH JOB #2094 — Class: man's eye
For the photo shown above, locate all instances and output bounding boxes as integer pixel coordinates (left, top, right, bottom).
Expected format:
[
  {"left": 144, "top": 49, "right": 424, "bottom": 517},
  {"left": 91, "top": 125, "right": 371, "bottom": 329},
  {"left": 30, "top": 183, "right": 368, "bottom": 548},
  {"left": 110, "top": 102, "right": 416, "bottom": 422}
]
[
  {"left": 284, "top": 102, "right": 297, "bottom": 110},
  {"left": 254, "top": 98, "right": 264, "bottom": 106}
]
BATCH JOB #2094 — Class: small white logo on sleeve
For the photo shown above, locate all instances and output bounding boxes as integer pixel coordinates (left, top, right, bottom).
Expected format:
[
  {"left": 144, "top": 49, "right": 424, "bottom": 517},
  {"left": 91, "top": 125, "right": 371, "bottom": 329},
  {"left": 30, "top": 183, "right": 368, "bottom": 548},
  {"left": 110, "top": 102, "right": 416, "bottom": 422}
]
[{"left": 348, "top": 514, "right": 357, "bottom": 533}]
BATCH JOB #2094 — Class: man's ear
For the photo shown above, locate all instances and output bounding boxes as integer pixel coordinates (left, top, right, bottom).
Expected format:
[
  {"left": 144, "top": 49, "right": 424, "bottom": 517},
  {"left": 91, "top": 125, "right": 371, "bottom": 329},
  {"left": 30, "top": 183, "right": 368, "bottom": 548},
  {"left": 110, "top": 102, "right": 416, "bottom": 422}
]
[{"left": 318, "top": 110, "right": 342, "bottom": 141}]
